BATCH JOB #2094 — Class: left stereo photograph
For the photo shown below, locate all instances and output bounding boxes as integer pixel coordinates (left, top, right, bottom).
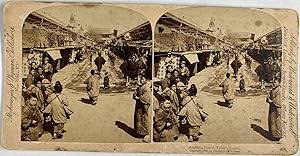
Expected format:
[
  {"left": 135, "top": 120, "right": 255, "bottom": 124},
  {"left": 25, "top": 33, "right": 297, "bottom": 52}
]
[{"left": 21, "top": 4, "right": 153, "bottom": 143}]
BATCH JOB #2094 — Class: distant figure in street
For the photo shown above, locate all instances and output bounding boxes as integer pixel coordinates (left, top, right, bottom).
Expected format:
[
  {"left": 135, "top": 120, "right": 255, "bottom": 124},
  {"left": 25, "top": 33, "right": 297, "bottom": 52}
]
[
  {"left": 230, "top": 56, "right": 242, "bottom": 79},
  {"left": 266, "top": 78, "right": 282, "bottom": 141},
  {"left": 43, "top": 57, "right": 54, "bottom": 82},
  {"left": 245, "top": 54, "right": 252, "bottom": 69},
  {"left": 44, "top": 81, "right": 71, "bottom": 139},
  {"left": 133, "top": 76, "right": 151, "bottom": 142},
  {"left": 179, "top": 61, "right": 190, "bottom": 85},
  {"left": 103, "top": 72, "right": 110, "bottom": 89},
  {"left": 154, "top": 97, "right": 179, "bottom": 142},
  {"left": 219, "top": 73, "right": 235, "bottom": 108},
  {"left": 84, "top": 70, "right": 100, "bottom": 105},
  {"left": 94, "top": 52, "right": 106, "bottom": 74},
  {"left": 239, "top": 75, "right": 246, "bottom": 92},
  {"left": 21, "top": 93, "right": 43, "bottom": 141}
]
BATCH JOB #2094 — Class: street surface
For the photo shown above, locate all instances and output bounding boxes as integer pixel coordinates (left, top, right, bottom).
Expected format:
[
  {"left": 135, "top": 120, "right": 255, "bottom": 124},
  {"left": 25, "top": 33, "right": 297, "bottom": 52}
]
[
  {"left": 40, "top": 55, "right": 277, "bottom": 144},
  {"left": 177, "top": 57, "right": 276, "bottom": 144},
  {"left": 40, "top": 54, "right": 143, "bottom": 143}
]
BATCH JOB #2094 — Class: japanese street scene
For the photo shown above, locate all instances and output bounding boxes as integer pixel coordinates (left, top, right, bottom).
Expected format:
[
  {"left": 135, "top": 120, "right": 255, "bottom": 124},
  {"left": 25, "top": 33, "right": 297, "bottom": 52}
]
[
  {"left": 153, "top": 7, "right": 282, "bottom": 143},
  {"left": 21, "top": 5, "right": 152, "bottom": 143}
]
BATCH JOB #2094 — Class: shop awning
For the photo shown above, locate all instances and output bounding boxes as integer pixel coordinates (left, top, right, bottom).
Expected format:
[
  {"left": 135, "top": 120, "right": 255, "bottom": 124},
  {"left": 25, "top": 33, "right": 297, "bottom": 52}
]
[
  {"left": 183, "top": 53, "right": 199, "bottom": 64},
  {"left": 46, "top": 49, "right": 62, "bottom": 60}
]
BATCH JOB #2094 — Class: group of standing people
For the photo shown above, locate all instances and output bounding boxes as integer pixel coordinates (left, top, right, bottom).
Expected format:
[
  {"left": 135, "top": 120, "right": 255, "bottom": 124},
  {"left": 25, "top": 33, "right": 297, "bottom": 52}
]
[
  {"left": 120, "top": 53, "right": 149, "bottom": 86},
  {"left": 22, "top": 57, "right": 73, "bottom": 141},
  {"left": 153, "top": 60, "right": 207, "bottom": 142}
]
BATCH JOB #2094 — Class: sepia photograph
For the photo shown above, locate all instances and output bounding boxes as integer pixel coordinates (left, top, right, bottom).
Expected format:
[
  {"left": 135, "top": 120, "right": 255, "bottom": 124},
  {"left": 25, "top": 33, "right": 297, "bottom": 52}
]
[
  {"left": 153, "top": 7, "right": 282, "bottom": 143},
  {"left": 21, "top": 5, "right": 152, "bottom": 143},
  {"left": 1, "top": 1, "right": 298, "bottom": 154}
]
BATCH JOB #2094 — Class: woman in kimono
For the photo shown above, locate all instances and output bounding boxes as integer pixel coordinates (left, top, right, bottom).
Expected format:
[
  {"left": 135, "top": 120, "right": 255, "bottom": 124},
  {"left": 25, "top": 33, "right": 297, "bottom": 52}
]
[
  {"left": 178, "top": 84, "right": 205, "bottom": 142},
  {"left": 133, "top": 76, "right": 151, "bottom": 142},
  {"left": 154, "top": 97, "right": 179, "bottom": 142},
  {"left": 84, "top": 70, "right": 100, "bottom": 105},
  {"left": 266, "top": 78, "right": 282, "bottom": 141},
  {"left": 219, "top": 73, "right": 235, "bottom": 108},
  {"left": 44, "top": 81, "right": 71, "bottom": 139}
]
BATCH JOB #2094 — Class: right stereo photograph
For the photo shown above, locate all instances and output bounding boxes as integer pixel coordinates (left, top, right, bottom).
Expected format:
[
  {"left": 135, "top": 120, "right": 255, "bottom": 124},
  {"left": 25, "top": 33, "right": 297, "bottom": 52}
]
[{"left": 152, "top": 7, "right": 282, "bottom": 144}]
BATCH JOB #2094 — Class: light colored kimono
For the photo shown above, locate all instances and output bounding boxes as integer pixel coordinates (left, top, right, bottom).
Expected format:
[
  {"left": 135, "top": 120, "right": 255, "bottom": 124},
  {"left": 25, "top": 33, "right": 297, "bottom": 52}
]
[
  {"left": 84, "top": 75, "right": 100, "bottom": 98},
  {"left": 267, "top": 85, "right": 282, "bottom": 139},
  {"left": 44, "top": 93, "right": 69, "bottom": 124},
  {"left": 219, "top": 78, "right": 235, "bottom": 101}
]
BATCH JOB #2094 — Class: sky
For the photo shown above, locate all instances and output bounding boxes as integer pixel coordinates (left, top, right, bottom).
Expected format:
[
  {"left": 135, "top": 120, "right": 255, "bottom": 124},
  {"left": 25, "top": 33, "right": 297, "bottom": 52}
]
[
  {"left": 169, "top": 7, "right": 281, "bottom": 40},
  {"left": 34, "top": 5, "right": 148, "bottom": 35}
]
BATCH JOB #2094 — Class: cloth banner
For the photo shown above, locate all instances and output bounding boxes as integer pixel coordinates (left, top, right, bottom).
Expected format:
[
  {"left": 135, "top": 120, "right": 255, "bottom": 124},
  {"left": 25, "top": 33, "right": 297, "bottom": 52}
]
[
  {"left": 47, "top": 49, "right": 62, "bottom": 60},
  {"left": 184, "top": 53, "right": 199, "bottom": 64}
]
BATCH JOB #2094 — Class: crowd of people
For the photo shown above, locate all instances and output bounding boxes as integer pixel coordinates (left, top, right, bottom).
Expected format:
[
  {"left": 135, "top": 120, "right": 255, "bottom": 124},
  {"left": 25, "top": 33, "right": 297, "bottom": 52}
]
[
  {"left": 22, "top": 57, "right": 73, "bottom": 141},
  {"left": 153, "top": 50, "right": 282, "bottom": 142},
  {"left": 153, "top": 60, "right": 208, "bottom": 142}
]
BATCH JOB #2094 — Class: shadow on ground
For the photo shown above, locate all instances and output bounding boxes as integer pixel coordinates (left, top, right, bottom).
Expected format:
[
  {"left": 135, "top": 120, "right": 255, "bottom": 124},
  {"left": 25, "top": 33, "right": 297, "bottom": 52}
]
[
  {"left": 79, "top": 98, "right": 92, "bottom": 105},
  {"left": 115, "top": 121, "right": 144, "bottom": 138},
  {"left": 250, "top": 124, "right": 279, "bottom": 141},
  {"left": 216, "top": 101, "right": 229, "bottom": 108},
  {"left": 66, "top": 82, "right": 137, "bottom": 94}
]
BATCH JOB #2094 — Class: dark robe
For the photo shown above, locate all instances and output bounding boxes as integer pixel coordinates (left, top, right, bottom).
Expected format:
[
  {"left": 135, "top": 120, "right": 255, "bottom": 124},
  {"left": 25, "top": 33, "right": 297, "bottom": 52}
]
[
  {"left": 94, "top": 56, "right": 106, "bottom": 72},
  {"left": 154, "top": 106, "right": 179, "bottom": 142},
  {"left": 267, "top": 86, "right": 282, "bottom": 139},
  {"left": 161, "top": 77, "right": 171, "bottom": 91},
  {"left": 25, "top": 74, "right": 35, "bottom": 88},
  {"left": 21, "top": 101, "right": 43, "bottom": 141},
  {"left": 133, "top": 83, "right": 151, "bottom": 136},
  {"left": 231, "top": 59, "right": 242, "bottom": 76}
]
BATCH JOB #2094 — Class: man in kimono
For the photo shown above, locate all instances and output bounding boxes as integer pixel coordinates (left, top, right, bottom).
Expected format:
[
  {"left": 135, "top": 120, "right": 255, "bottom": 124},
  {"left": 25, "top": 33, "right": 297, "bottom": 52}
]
[
  {"left": 35, "top": 66, "right": 45, "bottom": 80},
  {"left": 170, "top": 70, "right": 181, "bottom": 86},
  {"left": 44, "top": 82, "right": 71, "bottom": 139},
  {"left": 219, "top": 73, "right": 235, "bottom": 108},
  {"left": 162, "top": 84, "right": 180, "bottom": 115},
  {"left": 154, "top": 97, "right": 179, "bottom": 142},
  {"left": 25, "top": 68, "right": 36, "bottom": 88},
  {"left": 178, "top": 85, "right": 205, "bottom": 142},
  {"left": 133, "top": 76, "right": 151, "bottom": 142},
  {"left": 84, "top": 70, "right": 100, "bottom": 105},
  {"left": 230, "top": 56, "right": 242, "bottom": 79},
  {"left": 161, "top": 72, "right": 171, "bottom": 91},
  {"left": 266, "top": 78, "right": 282, "bottom": 141},
  {"left": 43, "top": 57, "right": 53, "bottom": 82},
  {"left": 21, "top": 93, "right": 43, "bottom": 141},
  {"left": 94, "top": 52, "right": 106, "bottom": 75},
  {"left": 179, "top": 61, "right": 190, "bottom": 85},
  {"left": 27, "top": 78, "right": 45, "bottom": 111}
]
